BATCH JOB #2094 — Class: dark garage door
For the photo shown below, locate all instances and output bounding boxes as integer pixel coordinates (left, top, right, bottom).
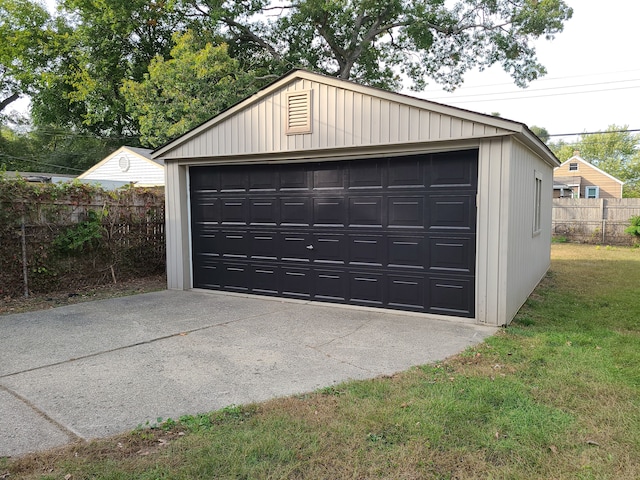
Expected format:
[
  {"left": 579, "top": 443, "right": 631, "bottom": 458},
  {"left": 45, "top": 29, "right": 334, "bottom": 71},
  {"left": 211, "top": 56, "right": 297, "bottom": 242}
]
[{"left": 189, "top": 150, "right": 478, "bottom": 317}]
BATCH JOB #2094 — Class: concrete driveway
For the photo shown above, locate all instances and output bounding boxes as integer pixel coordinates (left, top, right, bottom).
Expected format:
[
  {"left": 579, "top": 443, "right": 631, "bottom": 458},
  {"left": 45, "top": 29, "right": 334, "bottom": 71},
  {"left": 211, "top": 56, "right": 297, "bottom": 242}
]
[{"left": 0, "top": 290, "right": 495, "bottom": 457}]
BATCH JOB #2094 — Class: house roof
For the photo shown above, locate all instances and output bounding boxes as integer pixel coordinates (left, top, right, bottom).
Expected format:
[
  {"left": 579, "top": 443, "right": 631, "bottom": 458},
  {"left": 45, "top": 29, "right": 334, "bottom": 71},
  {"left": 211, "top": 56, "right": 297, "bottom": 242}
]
[
  {"left": 152, "top": 69, "right": 559, "bottom": 168},
  {"left": 556, "top": 155, "right": 624, "bottom": 185},
  {"left": 78, "top": 146, "right": 163, "bottom": 180}
]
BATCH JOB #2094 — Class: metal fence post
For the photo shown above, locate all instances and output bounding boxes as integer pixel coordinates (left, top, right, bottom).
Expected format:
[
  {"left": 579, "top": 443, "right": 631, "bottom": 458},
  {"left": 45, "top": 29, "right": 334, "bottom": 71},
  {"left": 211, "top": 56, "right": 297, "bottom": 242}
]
[{"left": 21, "top": 214, "right": 29, "bottom": 298}]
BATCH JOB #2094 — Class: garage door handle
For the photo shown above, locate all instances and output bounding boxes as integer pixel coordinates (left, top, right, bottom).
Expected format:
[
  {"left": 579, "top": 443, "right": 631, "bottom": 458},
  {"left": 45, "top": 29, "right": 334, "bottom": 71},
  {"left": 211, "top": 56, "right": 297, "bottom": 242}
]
[{"left": 306, "top": 245, "right": 314, "bottom": 250}]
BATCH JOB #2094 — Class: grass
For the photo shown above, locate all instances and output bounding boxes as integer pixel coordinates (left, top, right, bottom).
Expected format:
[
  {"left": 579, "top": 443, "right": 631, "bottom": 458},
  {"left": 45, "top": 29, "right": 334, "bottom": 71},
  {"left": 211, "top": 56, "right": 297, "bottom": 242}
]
[{"left": 2, "top": 244, "right": 640, "bottom": 479}]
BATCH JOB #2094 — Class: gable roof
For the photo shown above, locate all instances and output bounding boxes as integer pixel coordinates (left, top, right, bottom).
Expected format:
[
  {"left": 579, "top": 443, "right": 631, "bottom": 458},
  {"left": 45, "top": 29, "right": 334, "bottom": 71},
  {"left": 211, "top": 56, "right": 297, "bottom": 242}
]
[
  {"left": 556, "top": 155, "right": 624, "bottom": 185},
  {"left": 153, "top": 69, "right": 558, "bottom": 167},
  {"left": 78, "top": 146, "right": 162, "bottom": 180}
]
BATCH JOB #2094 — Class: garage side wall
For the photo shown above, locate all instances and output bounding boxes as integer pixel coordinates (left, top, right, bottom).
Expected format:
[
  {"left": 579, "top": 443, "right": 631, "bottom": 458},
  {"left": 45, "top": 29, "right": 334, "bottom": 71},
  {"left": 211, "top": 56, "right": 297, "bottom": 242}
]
[
  {"left": 504, "top": 139, "right": 553, "bottom": 323},
  {"left": 165, "top": 161, "right": 191, "bottom": 289},
  {"left": 476, "top": 138, "right": 510, "bottom": 326}
]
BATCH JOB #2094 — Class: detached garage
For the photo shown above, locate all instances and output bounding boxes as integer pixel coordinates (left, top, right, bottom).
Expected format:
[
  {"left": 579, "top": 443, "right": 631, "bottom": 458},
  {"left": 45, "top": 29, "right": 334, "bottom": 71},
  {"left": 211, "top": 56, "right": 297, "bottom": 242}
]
[{"left": 153, "top": 70, "right": 558, "bottom": 326}]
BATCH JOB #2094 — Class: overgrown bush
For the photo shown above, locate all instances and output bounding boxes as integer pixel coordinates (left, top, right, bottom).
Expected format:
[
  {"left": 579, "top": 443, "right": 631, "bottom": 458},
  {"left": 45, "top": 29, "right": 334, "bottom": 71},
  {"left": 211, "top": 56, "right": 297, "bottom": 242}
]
[
  {"left": 0, "top": 174, "right": 165, "bottom": 297},
  {"left": 625, "top": 215, "right": 640, "bottom": 244}
]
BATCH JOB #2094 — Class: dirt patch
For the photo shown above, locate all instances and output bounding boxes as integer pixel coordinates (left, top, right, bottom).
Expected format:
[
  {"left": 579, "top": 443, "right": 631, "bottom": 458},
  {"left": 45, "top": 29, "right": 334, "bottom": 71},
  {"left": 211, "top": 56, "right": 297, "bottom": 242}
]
[{"left": 0, "top": 275, "right": 167, "bottom": 316}]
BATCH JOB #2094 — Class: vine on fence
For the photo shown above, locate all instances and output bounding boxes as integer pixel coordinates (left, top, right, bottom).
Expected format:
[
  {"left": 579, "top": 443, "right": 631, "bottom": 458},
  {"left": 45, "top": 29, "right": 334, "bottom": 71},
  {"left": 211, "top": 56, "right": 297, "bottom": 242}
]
[{"left": 0, "top": 174, "right": 165, "bottom": 297}]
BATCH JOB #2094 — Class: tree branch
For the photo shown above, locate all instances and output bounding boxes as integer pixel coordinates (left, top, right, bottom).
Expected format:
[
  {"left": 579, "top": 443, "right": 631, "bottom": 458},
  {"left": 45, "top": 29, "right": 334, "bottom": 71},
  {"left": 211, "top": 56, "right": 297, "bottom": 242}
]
[
  {"left": 0, "top": 92, "right": 20, "bottom": 113},
  {"left": 220, "top": 16, "right": 283, "bottom": 62}
]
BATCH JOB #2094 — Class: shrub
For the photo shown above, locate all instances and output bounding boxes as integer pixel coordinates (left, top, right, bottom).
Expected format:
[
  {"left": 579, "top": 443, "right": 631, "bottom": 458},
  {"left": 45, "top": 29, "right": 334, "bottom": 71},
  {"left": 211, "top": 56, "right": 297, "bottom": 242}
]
[{"left": 625, "top": 215, "right": 640, "bottom": 244}]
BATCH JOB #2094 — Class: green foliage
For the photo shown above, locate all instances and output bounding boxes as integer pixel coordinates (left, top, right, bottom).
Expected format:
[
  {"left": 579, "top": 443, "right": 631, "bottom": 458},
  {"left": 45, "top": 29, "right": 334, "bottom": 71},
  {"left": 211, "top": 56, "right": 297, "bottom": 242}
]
[
  {"left": 122, "top": 31, "right": 261, "bottom": 147},
  {"left": 53, "top": 209, "right": 105, "bottom": 254},
  {"left": 625, "top": 215, "right": 640, "bottom": 242},
  {"left": 530, "top": 125, "right": 550, "bottom": 143},
  {"left": 0, "top": 0, "right": 56, "bottom": 115},
  {"left": 0, "top": 176, "right": 165, "bottom": 296}
]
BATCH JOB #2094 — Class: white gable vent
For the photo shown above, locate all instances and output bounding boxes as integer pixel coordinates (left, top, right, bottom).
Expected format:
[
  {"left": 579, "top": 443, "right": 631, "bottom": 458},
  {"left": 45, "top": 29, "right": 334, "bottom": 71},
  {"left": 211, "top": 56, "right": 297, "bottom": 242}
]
[{"left": 285, "top": 90, "right": 312, "bottom": 135}]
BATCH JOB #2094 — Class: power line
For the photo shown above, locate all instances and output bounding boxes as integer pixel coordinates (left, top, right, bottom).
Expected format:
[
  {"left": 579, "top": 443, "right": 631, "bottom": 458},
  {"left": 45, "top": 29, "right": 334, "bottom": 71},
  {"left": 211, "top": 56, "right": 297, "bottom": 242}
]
[
  {"left": 0, "top": 153, "right": 85, "bottom": 173},
  {"left": 419, "top": 68, "right": 640, "bottom": 93},
  {"left": 427, "top": 78, "right": 640, "bottom": 101},
  {"left": 548, "top": 129, "right": 640, "bottom": 138},
  {"left": 445, "top": 85, "right": 640, "bottom": 104}
]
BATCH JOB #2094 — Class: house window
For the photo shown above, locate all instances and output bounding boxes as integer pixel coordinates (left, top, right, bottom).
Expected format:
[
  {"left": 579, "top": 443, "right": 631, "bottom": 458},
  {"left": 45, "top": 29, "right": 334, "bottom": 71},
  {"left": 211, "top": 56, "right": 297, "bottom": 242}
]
[
  {"left": 569, "top": 163, "right": 578, "bottom": 171},
  {"left": 533, "top": 171, "right": 543, "bottom": 235},
  {"left": 285, "top": 90, "right": 312, "bottom": 135},
  {"left": 585, "top": 186, "right": 599, "bottom": 199}
]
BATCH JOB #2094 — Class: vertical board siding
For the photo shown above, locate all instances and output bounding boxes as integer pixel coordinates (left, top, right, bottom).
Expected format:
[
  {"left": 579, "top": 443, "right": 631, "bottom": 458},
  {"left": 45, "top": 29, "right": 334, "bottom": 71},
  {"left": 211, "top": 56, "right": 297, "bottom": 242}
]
[
  {"left": 476, "top": 138, "right": 506, "bottom": 325},
  {"left": 504, "top": 140, "right": 553, "bottom": 323},
  {"left": 161, "top": 78, "right": 509, "bottom": 159}
]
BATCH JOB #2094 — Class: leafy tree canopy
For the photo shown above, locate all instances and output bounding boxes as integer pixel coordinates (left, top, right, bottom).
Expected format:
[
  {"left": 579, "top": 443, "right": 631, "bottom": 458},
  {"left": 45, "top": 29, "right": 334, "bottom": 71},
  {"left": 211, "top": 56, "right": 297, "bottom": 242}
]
[
  {"left": 0, "top": 0, "right": 57, "bottom": 115},
  {"left": 122, "top": 31, "right": 261, "bottom": 147}
]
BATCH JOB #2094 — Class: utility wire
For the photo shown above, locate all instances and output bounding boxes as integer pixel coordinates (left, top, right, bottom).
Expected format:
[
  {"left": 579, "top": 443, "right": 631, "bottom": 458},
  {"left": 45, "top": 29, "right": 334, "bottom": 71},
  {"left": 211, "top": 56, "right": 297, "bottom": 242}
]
[
  {"left": 548, "top": 129, "right": 640, "bottom": 138},
  {"left": 0, "top": 153, "right": 85, "bottom": 173},
  {"left": 428, "top": 78, "right": 640, "bottom": 100},
  {"left": 445, "top": 85, "right": 640, "bottom": 103}
]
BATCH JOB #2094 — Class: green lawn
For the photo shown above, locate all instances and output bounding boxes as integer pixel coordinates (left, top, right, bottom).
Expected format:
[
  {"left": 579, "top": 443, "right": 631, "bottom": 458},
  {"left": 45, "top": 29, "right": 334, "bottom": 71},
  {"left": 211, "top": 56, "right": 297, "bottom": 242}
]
[{"left": 4, "top": 244, "right": 640, "bottom": 479}]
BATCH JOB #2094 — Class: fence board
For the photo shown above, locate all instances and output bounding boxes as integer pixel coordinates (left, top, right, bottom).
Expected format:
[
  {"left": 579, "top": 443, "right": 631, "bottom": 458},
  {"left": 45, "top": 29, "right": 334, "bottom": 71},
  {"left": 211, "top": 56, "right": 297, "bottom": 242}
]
[{"left": 552, "top": 198, "right": 640, "bottom": 244}]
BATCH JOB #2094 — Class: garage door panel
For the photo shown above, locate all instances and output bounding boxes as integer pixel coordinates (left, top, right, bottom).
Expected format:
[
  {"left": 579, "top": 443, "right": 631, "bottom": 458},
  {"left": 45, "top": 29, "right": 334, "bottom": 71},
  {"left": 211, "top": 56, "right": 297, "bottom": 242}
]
[
  {"left": 249, "top": 168, "right": 278, "bottom": 191},
  {"left": 280, "top": 232, "right": 311, "bottom": 262},
  {"left": 428, "top": 150, "right": 478, "bottom": 189},
  {"left": 280, "top": 167, "right": 309, "bottom": 190},
  {"left": 428, "top": 236, "right": 474, "bottom": 274},
  {"left": 193, "top": 195, "right": 221, "bottom": 223},
  {"left": 220, "top": 198, "right": 247, "bottom": 224},
  {"left": 388, "top": 156, "right": 425, "bottom": 188},
  {"left": 221, "top": 263, "right": 250, "bottom": 292},
  {"left": 250, "top": 198, "right": 278, "bottom": 225},
  {"left": 349, "top": 196, "right": 383, "bottom": 227},
  {"left": 281, "top": 197, "right": 311, "bottom": 225},
  {"left": 388, "top": 196, "right": 425, "bottom": 228},
  {"left": 349, "top": 272, "right": 384, "bottom": 306},
  {"left": 190, "top": 167, "right": 219, "bottom": 191},
  {"left": 388, "top": 235, "right": 425, "bottom": 269},
  {"left": 282, "top": 267, "right": 312, "bottom": 298},
  {"left": 251, "top": 232, "right": 279, "bottom": 260},
  {"left": 428, "top": 277, "right": 474, "bottom": 316},
  {"left": 314, "top": 164, "right": 345, "bottom": 189},
  {"left": 349, "top": 235, "right": 384, "bottom": 266},
  {"left": 313, "top": 197, "right": 345, "bottom": 226},
  {"left": 315, "top": 270, "right": 347, "bottom": 301},
  {"left": 192, "top": 228, "right": 219, "bottom": 258},
  {"left": 388, "top": 275, "right": 425, "bottom": 310},
  {"left": 251, "top": 265, "right": 279, "bottom": 294},
  {"left": 427, "top": 195, "right": 475, "bottom": 231},
  {"left": 193, "top": 257, "right": 221, "bottom": 289},
  {"left": 349, "top": 161, "right": 383, "bottom": 189},
  {"left": 219, "top": 170, "right": 248, "bottom": 192},
  {"left": 219, "top": 231, "right": 248, "bottom": 258},
  {"left": 313, "top": 233, "right": 346, "bottom": 264}
]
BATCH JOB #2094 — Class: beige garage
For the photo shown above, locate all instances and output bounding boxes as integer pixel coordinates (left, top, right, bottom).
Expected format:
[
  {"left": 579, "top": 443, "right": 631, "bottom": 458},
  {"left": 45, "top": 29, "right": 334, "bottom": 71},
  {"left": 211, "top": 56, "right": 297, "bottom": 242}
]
[{"left": 153, "top": 70, "right": 558, "bottom": 326}]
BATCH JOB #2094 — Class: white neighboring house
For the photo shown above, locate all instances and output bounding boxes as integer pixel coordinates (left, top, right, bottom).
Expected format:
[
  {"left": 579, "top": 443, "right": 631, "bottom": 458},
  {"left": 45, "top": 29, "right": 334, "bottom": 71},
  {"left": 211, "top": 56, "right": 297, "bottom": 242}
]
[{"left": 77, "top": 146, "right": 165, "bottom": 187}]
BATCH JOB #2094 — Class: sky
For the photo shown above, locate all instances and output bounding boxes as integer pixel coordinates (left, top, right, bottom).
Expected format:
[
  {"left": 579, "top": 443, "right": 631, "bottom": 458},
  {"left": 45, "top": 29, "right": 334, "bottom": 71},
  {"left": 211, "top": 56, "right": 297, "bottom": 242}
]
[
  {"left": 410, "top": 0, "right": 640, "bottom": 141},
  {"left": 15, "top": 0, "right": 640, "bottom": 142}
]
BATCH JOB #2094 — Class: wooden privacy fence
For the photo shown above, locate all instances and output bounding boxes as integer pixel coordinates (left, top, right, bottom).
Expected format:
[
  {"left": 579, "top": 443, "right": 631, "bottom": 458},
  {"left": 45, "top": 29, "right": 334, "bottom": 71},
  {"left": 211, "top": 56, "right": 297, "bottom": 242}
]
[
  {"left": 552, "top": 198, "right": 640, "bottom": 245},
  {"left": 0, "top": 183, "right": 166, "bottom": 298}
]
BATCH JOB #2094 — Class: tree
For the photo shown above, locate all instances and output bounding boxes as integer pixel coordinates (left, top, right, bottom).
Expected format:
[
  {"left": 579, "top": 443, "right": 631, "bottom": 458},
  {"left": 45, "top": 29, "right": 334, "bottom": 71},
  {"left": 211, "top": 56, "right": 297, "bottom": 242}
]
[
  {"left": 550, "top": 125, "right": 640, "bottom": 197},
  {"left": 183, "top": 0, "right": 573, "bottom": 91},
  {"left": 122, "top": 31, "right": 260, "bottom": 147},
  {"left": 0, "top": 0, "right": 56, "bottom": 116},
  {"left": 530, "top": 125, "right": 550, "bottom": 143},
  {"left": 30, "top": 0, "right": 187, "bottom": 138}
]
